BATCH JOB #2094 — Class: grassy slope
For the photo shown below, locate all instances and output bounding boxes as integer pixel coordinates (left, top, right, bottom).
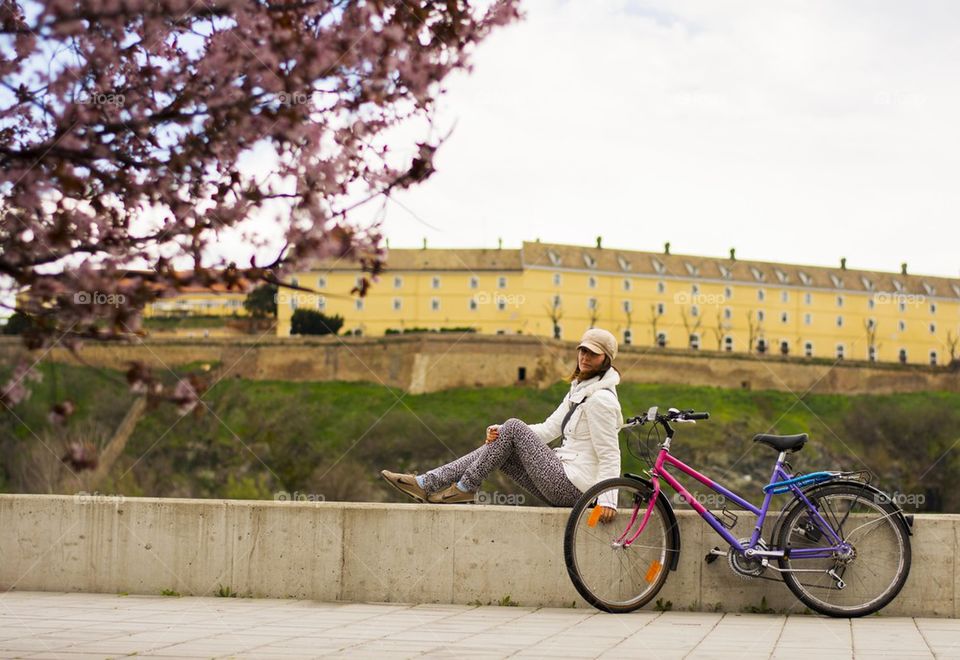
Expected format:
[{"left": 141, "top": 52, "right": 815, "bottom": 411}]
[{"left": 2, "top": 363, "right": 958, "bottom": 510}]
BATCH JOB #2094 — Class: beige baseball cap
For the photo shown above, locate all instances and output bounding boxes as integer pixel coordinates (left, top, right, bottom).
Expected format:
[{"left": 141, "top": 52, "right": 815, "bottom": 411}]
[{"left": 577, "top": 328, "right": 618, "bottom": 361}]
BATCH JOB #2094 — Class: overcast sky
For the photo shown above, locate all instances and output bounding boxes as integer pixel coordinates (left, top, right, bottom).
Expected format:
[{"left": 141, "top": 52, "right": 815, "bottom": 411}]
[{"left": 361, "top": 0, "right": 960, "bottom": 279}]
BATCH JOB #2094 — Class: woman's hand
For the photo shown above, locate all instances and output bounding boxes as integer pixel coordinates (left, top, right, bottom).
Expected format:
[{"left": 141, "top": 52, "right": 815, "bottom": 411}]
[
  {"left": 485, "top": 425, "right": 500, "bottom": 444},
  {"left": 598, "top": 506, "right": 616, "bottom": 524}
]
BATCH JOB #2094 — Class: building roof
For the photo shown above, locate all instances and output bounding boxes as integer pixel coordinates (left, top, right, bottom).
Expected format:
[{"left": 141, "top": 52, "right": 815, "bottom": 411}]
[
  {"left": 311, "top": 248, "right": 524, "bottom": 272},
  {"left": 521, "top": 241, "right": 960, "bottom": 298}
]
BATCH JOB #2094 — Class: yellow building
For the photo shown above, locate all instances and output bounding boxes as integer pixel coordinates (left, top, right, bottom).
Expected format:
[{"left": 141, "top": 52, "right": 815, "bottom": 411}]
[
  {"left": 277, "top": 241, "right": 960, "bottom": 366},
  {"left": 143, "top": 278, "right": 252, "bottom": 318}
]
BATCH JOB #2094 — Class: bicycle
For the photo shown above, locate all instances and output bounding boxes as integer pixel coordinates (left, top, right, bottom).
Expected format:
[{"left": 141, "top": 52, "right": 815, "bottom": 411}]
[{"left": 563, "top": 406, "right": 913, "bottom": 617}]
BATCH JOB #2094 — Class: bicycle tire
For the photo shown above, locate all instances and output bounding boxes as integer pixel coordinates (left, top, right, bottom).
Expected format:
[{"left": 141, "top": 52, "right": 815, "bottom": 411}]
[
  {"left": 777, "top": 482, "right": 911, "bottom": 617},
  {"left": 564, "top": 477, "right": 677, "bottom": 613}
]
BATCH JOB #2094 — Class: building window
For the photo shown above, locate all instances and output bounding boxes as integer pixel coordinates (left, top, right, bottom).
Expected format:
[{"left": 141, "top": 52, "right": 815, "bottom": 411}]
[
  {"left": 757, "top": 338, "right": 768, "bottom": 354},
  {"left": 290, "top": 277, "right": 299, "bottom": 287},
  {"left": 724, "top": 336, "right": 733, "bottom": 352},
  {"left": 899, "top": 348, "right": 908, "bottom": 364},
  {"left": 656, "top": 303, "right": 665, "bottom": 315},
  {"left": 930, "top": 302, "right": 937, "bottom": 314},
  {"left": 780, "top": 312, "right": 789, "bottom": 324},
  {"left": 623, "top": 279, "right": 632, "bottom": 291},
  {"left": 868, "top": 298, "right": 875, "bottom": 310},
  {"left": 354, "top": 275, "right": 363, "bottom": 289},
  {"left": 623, "top": 300, "right": 632, "bottom": 313},
  {"left": 553, "top": 294, "right": 561, "bottom": 307},
  {"left": 836, "top": 344, "right": 845, "bottom": 360},
  {"left": 469, "top": 298, "right": 478, "bottom": 311},
  {"left": 899, "top": 301, "right": 906, "bottom": 312},
  {"left": 317, "top": 297, "right": 326, "bottom": 312},
  {"left": 837, "top": 295, "right": 844, "bottom": 307},
  {"left": 724, "top": 307, "right": 732, "bottom": 320},
  {"left": 318, "top": 276, "right": 327, "bottom": 288},
  {"left": 836, "top": 315, "right": 843, "bottom": 328},
  {"left": 757, "top": 310, "right": 765, "bottom": 322},
  {"left": 498, "top": 276, "right": 507, "bottom": 289},
  {"left": 587, "top": 297, "right": 597, "bottom": 310},
  {"left": 724, "top": 287, "right": 733, "bottom": 299},
  {"left": 497, "top": 298, "right": 507, "bottom": 311},
  {"left": 899, "top": 320, "right": 906, "bottom": 332},
  {"left": 291, "top": 296, "right": 298, "bottom": 310},
  {"left": 623, "top": 329, "right": 633, "bottom": 345},
  {"left": 392, "top": 276, "right": 402, "bottom": 289},
  {"left": 656, "top": 332, "right": 667, "bottom": 348},
  {"left": 355, "top": 298, "right": 363, "bottom": 311},
  {"left": 691, "top": 305, "right": 699, "bottom": 317},
  {"left": 469, "top": 276, "right": 479, "bottom": 289},
  {"left": 553, "top": 273, "right": 562, "bottom": 286},
  {"left": 780, "top": 340, "right": 789, "bottom": 355},
  {"left": 930, "top": 350, "right": 938, "bottom": 366},
  {"left": 758, "top": 289, "right": 765, "bottom": 302},
  {"left": 432, "top": 276, "right": 441, "bottom": 289},
  {"left": 689, "top": 334, "right": 700, "bottom": 350},
  {"left": 781, "top": 291, "right": 789, "bottom": 303},
  {"left": 588, "top": 276, "right": 597, "bottom": 289},
  {"left": 393, "top": 298, "right": 402, "bottom": 311},
  {"left": 804, "top": 292, "right": 812, "bottom": 305},
  {"left": 804, "top": 313, "right": 812, "bottom": 325},
  {"left": 657, "top": 281, "right": 665, "bottom": 294},
  {"left": 431, "top": 297, "right": 440, "bottom": 311},
  {"left": 868, "top": 345, "right": 877, "bottom": 362},
  {"left": 867, "top": 318, "right": 876, "bottom": 329},
  {"left": 804, "top": 342, "right": 814, "bottom": 357},
  {"left": 692, "top": 284, "right": 700, "bottom": 295},
  {"left": 930, "top": 323, "right": 936, "bottom": 334}
]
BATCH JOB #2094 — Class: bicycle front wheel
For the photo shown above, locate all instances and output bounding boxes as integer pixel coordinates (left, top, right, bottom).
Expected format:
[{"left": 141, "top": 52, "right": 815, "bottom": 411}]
[
  {"left": 564, "top": 477, "right": 677, "bottom": 613},
  {"left": 777, "top": 482, "right": 911, "bottom": 617}
]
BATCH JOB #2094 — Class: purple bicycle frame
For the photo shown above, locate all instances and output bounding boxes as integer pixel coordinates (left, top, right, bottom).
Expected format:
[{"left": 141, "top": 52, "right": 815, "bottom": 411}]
[{"left": 625, "top": 446, "right": 847, "bottom": 559}]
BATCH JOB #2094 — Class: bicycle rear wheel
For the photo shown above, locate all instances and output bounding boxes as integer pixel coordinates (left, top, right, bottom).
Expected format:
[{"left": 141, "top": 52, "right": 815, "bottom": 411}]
[
  {"left": 564, "top": 477, "right": 677, "bottom": 613},
  {"left": 777, "top": 482, "right": 911, "bottom": 617}
]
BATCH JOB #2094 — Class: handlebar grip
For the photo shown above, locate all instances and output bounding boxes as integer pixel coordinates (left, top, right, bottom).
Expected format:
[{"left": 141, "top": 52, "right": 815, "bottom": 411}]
[{"left": 685, "top": 412, "right": 710, "bottom": 420}]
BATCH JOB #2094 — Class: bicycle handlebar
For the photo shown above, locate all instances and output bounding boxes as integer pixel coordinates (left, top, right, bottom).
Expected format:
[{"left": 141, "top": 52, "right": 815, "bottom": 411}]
[{"left": 624, "top": 407, "right": 710, "bottom": 427}]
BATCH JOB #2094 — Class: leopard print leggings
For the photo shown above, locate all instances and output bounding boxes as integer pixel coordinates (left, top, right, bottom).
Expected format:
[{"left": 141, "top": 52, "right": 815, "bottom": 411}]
[{"left": 420, "top": 417, "right": 583, "bottom": 506}]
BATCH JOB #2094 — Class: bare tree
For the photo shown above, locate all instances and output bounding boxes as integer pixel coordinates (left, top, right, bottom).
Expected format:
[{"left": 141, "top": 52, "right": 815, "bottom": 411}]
[
  {"left": 946, "top": 329, "right": 959, "bottom": 364},
  {"left": 865, "top": 318, "right": 880, "bottom": 361},
  {"left": 650, "top": 304, "right": 665, "bottom": 347},
  {"left": 587, "top": 300, "right": 600, "bottom": 329},
  {"left": 746, "top": 310, "right": 764, "bottom": 354},
  {"left": 680, "top": 307, "right": 703, "bottom": 349},
  {"left": 545, "top": 297, "right": 563, "bottom": 340},
  {"left": 710, "top": 309, "right": 731, "bottom": 350}
]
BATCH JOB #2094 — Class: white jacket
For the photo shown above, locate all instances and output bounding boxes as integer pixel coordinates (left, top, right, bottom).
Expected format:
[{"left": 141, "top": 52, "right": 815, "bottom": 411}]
[{"left": 527, "top": 368, "right": 623, "bottom": 505}]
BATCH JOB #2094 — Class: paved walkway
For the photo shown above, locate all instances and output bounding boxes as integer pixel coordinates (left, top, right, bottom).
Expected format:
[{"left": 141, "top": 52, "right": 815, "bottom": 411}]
[{"left": 0, "top": 591, "right": 957, "bottom": 659}]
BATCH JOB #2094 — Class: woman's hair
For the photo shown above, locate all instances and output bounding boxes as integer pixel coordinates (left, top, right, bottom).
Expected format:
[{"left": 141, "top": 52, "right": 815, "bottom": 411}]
[{"left": 569, "top": 355, "right": 620, "bottom": 383}]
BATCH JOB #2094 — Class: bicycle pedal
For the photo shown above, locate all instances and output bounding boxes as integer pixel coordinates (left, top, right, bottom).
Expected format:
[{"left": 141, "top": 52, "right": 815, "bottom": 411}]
[{"left": 704, "top": 547, "right": 725, "bottom": 564}]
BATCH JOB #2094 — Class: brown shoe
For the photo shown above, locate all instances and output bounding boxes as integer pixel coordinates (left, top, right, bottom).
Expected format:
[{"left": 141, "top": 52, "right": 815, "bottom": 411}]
[
  {"left": 380, "top": 470, "right": 428, "bottom": 502},
  {"left": 427, "top": 483, "right": 477, "bottom": 504}
]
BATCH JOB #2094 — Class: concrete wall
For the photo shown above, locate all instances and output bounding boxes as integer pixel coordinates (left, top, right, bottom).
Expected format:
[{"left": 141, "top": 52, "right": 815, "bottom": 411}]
[
  {"left": 1, "top": 335, "right": 957, "bottom": 395},
  {"left": 1, "top": 495, "right": 955, "bottom": 617}
]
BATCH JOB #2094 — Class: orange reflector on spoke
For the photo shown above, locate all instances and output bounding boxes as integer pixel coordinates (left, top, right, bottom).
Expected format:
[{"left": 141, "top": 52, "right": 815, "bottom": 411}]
[
  {"left": 645, "top": 560, "right": 662, "bottom": 583},
  {"left": 587, "top": 507, "right": 603, "bottom": 528}
]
